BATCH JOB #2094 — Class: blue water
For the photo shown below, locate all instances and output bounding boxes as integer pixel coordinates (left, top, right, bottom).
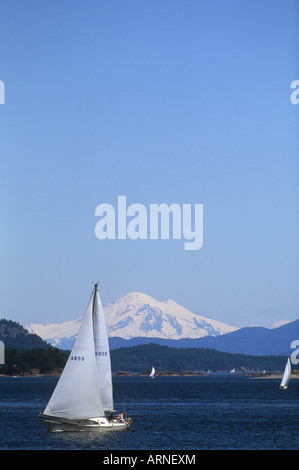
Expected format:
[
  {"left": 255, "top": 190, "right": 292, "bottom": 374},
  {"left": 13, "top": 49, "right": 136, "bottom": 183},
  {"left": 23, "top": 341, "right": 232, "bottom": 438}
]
[{"left": 0, "top": 375, "right": 298, "bottom": 450}]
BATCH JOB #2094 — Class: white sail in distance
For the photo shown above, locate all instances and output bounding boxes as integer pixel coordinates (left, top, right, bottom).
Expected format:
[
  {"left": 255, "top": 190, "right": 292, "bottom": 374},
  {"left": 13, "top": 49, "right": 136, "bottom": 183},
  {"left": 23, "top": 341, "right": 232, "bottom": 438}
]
[{"left": 280, "top": 358, "right": 291, "bottom": 390}]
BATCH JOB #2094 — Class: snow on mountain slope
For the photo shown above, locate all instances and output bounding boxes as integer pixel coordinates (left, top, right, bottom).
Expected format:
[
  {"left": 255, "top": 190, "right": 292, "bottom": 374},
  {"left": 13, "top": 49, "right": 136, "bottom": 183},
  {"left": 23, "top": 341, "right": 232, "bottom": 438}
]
[
  {"left": 105, "top": 292, "right": 237, "bottom": 339},
  {"left": 26, "top": 292, "right": 238, "bottom": 348},
  {"left": 26, "top": 317, "right": 82, "bottom": 348}
]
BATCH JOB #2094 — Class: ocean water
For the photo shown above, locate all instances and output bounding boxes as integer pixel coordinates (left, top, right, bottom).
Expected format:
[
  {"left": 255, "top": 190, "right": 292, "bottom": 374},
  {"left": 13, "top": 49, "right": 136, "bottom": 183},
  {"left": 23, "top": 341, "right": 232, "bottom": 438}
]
[{"left": 0, "top": 375, "right": 298, "bottom": 450}]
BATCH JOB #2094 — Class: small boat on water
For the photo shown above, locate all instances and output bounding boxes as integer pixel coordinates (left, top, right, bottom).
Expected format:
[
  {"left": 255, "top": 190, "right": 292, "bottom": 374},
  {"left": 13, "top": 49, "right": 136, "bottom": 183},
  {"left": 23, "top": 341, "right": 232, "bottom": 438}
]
[
  {"left": 279, "top": 358, "right": 291, "bottom": 390},
  {"left": 40, "top": 283, "right": 131, "bottom": 432},
  {"left": 149, "top": 366, "right": 155, "bottom": 379}
]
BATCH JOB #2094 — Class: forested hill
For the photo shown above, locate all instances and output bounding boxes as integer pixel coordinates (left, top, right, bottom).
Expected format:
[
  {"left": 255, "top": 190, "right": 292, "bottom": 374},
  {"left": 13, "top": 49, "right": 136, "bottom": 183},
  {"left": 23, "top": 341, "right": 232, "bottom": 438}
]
[
  {"left": 110, "top": 343, "right": 288, "bottom": 373},
  {"left": 0, "top": 319, "right": 50, "bottom": 349},
  {"left": 0, "top": 343, "right": 288, "bottom": 376},
  {"left": 0, "top": 319, "right": 291, "bottom": 376}
]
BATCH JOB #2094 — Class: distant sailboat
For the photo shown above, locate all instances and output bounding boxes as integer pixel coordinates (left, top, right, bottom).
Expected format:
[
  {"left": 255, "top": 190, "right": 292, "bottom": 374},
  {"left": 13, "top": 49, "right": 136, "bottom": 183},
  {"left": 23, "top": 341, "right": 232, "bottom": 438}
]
[
  {"left": 149, "top": 366, "right": 155, "bottom": 379},
  {"left": 40, "top": 283, "right": 132, "bottom": 432},
  {"left": 280, "top": 358, "right": 291, "bottom": 390},
  {"left": 230, "top": 368, "right": 235, "bottom": 373}
]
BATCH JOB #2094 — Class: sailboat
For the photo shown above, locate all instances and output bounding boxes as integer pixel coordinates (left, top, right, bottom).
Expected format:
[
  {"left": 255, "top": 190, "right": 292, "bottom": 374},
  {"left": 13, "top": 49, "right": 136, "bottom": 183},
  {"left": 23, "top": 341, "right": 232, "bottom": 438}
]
[
  {"left": 149, "top": 366, "right": 155, "bottom": 379},
  {"left": 40, "top": 283, "right": 132, "bottom": 432},
  {"left": 230, "top": 368, "right": 235, "bottom": 374},
  {"left": 279, "top": 357, "right": 291, "bottom": 390}
]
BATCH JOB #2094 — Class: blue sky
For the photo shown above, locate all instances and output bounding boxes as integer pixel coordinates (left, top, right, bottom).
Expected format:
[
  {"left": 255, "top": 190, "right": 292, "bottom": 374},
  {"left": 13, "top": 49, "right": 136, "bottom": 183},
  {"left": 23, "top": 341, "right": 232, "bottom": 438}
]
[{"left": 0, "top": 0, "right": 298, "bottom": 329}]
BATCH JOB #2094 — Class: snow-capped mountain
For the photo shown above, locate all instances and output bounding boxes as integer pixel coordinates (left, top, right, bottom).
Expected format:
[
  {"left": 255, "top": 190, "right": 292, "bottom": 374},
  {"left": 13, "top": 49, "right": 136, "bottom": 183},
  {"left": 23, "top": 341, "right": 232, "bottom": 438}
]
[
  {"left": 26, "top": 316, "right": 83, "bottom": 349},
  {"left": 105, "top": 292, "right": 237, "bottom": 339},
  {"left": 26, "top": 292, "right": 238, "bottom": 349}
]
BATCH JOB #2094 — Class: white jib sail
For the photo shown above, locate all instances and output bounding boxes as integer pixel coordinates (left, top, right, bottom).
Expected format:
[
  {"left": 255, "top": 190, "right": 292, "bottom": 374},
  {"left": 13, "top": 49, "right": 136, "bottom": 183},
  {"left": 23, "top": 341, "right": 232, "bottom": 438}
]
[
  {"left": 149, "top": 366, "right": 155, "bottom": 378},
  {"left": 93, "top": 286, "right": 114, "bottom": 412},
  {"left": 43, "top": 294, "right": 104, "bottom": 420},
  {"left": 280, "top": 358, "right": 291, "bottom": 389}
]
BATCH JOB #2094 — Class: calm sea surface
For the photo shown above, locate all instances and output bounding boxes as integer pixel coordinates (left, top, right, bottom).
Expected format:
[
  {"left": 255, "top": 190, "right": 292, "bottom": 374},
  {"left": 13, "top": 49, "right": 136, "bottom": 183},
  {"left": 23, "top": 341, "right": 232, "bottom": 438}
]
[{"left": 0, "top": 375, "right": 298, "bottom": 450}]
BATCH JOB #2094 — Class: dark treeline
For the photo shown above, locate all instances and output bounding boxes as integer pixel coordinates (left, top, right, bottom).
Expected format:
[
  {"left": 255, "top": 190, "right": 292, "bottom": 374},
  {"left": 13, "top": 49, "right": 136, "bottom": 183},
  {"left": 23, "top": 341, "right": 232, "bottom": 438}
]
[
  {"left": 110, "top": 343, "right": 288, "bottom": 373},
  {"left": 0, "top": 343, "right": 290, "bottom": 376},
  {"left": 0, "top": 318, "right": 292, "bottom": 376},
  {"left": 0, "top": 347, "right": 68, "bottom": 376}
]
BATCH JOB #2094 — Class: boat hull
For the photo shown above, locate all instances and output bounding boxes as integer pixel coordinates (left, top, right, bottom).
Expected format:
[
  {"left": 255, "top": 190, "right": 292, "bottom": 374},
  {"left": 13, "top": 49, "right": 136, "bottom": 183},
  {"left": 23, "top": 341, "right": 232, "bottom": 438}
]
[{"left": 39, "top": 414, "right": 131, "bottom": 433}]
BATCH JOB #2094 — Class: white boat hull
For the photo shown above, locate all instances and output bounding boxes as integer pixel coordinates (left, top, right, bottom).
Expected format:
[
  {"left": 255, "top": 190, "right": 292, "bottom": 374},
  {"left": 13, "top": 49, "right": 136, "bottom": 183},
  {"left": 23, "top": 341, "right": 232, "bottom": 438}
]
[{"left": 39, "top": 414, "right": 131, "bottom": 433}]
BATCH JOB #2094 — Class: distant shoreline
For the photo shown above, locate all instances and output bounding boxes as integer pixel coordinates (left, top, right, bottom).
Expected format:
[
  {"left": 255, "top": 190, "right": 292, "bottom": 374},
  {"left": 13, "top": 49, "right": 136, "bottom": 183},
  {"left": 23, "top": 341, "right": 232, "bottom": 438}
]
[
  {"left": 115, "top": 371, "right": 299, "bottom": 379},
  {"left": 1, "top": 371, "right": 298, "bottom": 379},
  {"left": 252, "top": 373, "right": 299, "bottom": 380}
]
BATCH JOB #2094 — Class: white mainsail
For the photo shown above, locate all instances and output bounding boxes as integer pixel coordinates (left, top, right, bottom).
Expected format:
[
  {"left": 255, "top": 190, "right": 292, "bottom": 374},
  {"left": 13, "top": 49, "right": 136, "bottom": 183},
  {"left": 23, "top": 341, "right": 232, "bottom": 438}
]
[
  {"left": 43, "top": 290, "right": 104, "bottom": 420},
  {"left": 149, "top": 366, "right": 155, "bottom": 379},
  {"left": 93, "top": 287, "right": 114, "bottom": 411},
  {"left": 40, "top": 283, "right": 131, "bottom": 432},
  {"left": 280, "top": 358, "right": 291, "bottom": 390}
]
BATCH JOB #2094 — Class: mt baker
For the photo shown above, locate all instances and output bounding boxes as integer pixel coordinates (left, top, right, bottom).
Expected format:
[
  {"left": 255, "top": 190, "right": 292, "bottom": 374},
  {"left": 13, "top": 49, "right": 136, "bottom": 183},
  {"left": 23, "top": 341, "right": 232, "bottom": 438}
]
[{"left": 26, "top": 292, "right": 237, "bottom": 350}]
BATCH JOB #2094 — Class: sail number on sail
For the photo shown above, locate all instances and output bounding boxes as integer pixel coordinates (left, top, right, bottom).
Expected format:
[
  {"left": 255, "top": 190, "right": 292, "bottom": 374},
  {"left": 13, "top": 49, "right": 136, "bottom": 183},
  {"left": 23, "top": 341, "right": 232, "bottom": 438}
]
[
  {"left": 70, "top": 355, "right": 85, "bottom": 361},
  {"left": 70, "top": 351, "right": 108, "bottom": 362},
  {"left": 95, "top": 350, "right": 108, "bottom": 357}
]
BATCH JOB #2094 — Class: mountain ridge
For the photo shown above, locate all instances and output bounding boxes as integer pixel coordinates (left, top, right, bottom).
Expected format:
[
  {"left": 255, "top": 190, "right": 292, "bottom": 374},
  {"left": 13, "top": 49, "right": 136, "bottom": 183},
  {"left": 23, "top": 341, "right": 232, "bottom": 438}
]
[
  {"left": 104, "top": 291, "right": 237, "bottom": 339},
  {"left": 26, "top": 291, "right": 238, "bottom": 349},
  {"left": 189, "top": 319, "right": 299, "bottom": 356},
  {"left": 108, "top": 318, "right": 299, "bottom": 356},
  {"left": 0, "top": 319, "right": 51, "bottom": 350},
  {"left": 25, "top": 291, "right": 299, "bottom": 357}
]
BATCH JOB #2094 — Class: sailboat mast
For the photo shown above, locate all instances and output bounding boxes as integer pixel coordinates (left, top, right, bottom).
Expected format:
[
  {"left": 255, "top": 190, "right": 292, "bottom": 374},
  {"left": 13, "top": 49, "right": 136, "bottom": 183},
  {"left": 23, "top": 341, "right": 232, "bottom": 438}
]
[
  {"left": 93, "top": 282, "right": 99, "bottom": 313},
  {"left": 92, "top": 281, "right": 114, "bottom": 412}
]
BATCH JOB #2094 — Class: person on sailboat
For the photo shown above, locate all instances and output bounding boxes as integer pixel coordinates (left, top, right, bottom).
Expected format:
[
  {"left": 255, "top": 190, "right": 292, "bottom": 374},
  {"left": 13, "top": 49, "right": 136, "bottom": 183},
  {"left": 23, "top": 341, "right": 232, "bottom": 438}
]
[{"left": 117, "top": 412, "right": 124, "bottom": 423}]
